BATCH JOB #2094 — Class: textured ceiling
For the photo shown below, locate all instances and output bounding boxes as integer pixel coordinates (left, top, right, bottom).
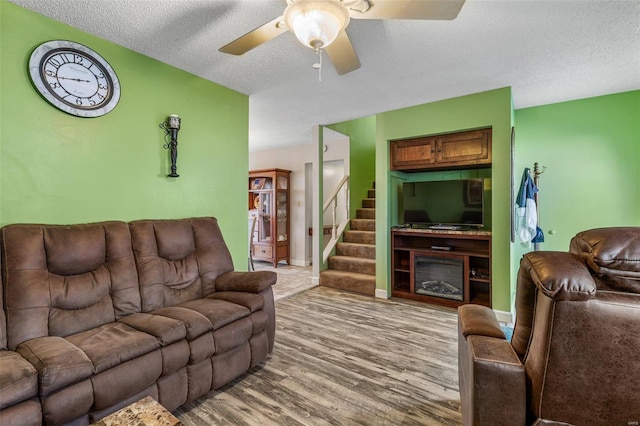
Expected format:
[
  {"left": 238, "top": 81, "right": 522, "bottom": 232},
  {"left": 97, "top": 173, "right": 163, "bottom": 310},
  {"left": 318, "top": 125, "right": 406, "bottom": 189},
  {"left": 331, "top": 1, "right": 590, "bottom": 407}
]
[{"left": 9, "top": 0, "right": 640, "bottom": 151}]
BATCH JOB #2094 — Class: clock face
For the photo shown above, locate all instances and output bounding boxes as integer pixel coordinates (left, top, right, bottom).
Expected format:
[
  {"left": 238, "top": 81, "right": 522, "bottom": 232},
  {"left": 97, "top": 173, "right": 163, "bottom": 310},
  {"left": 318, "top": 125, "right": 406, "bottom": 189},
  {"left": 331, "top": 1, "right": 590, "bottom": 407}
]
[{"left": 28, "top": 40, "right": 120, "bottom": 117}]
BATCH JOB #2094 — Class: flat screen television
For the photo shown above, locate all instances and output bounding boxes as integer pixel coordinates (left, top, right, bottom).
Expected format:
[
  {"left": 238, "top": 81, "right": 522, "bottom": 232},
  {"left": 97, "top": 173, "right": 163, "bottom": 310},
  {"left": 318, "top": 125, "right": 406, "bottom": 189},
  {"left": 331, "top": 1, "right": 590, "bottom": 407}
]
[{"left": 402, "top": 179, "right": 484, "bottom": 228}]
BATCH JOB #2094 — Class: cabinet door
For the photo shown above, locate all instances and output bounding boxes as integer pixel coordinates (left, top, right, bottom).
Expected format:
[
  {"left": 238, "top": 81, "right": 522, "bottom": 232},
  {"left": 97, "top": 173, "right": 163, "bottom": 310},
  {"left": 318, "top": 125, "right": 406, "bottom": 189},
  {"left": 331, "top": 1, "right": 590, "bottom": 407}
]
[
  {"left": 436, "top": 129, "right": 491, "bottom": 167},
  {"left": 390, "top": 137, "right": 437, "bottom": 171},
  {"left": 257, "top": 192, "right": 272, "bottom": 243},
  {"left": 276, "top": 191, "right": 288, "bottom": 242}
]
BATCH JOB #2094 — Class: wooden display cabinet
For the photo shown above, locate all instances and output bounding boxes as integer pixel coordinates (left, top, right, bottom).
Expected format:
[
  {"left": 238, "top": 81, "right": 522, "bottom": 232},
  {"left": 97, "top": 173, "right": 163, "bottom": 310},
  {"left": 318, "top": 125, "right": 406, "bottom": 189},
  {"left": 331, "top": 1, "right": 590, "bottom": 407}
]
[
  {"left": 390, "top": 128, "right": 492, "bottom": 172},
  {"left": 249, "top": 169, "right": 291, "bottom": 267},
  {"left": 391, "top": 228, "right": 492, "bottom": 308}
]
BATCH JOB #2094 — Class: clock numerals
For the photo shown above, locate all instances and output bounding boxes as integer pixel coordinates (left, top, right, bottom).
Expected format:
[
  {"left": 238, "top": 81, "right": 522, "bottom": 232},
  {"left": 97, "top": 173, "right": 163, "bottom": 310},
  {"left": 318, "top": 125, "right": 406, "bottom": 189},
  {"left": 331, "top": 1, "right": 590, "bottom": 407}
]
[{"left": 46, "top": 53, "right": 86, "bottom": 69}]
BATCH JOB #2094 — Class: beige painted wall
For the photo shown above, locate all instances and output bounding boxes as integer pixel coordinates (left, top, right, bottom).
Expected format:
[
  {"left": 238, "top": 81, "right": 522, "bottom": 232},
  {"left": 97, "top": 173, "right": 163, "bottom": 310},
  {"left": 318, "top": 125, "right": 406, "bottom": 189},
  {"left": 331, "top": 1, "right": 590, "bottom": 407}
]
[{"left": 249, "top": 132, "right": 349, "bottom": 266}]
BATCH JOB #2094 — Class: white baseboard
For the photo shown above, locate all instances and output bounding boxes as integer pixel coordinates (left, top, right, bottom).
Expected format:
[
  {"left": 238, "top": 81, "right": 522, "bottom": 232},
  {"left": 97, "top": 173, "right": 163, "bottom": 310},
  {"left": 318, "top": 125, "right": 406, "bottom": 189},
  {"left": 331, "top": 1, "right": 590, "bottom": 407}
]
[
  {"left": 290, "top": 259, "right": 311, "bottom": 267},
  {"left": 311, "top": 276, "right": 320, "bottom": 285},
  {"left": 494, "top": 309, "right": 514, "bottom": 325},
  {"left": 375, "top": 289, "right": 389, "bottom": 299}
]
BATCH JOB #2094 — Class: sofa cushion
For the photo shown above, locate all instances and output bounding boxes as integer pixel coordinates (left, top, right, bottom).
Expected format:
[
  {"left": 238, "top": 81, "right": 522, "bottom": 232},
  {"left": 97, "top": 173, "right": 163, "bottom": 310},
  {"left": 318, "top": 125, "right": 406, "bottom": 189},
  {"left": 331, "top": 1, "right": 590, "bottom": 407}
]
[
  {"left": 129, "top": 217, "right": 235, "bottom": 312},
  {"left": 213, "top": 318, "right": 253, "bottom": 354},
  {"left": 151, "top": 307, "right": 213, "bottom": 341},
  {"left": 570, "top": 227, "right": 640, "bottom": 279},
  {"left": 66, "top": 323, "right": 161, "bottom": 374},
  {"left": 118, "top": 313, "right": 186, "bottom": 346},
  {"left": 178, "top": 299, "right": 250, "bottom": 331},
  {"left": 16, "top": 336, "right": 93, "bottom": 396},
  {"left": 1, "top": 222, "right": 141, "bottom": 350},
  {"left": 0, "top": 350, "right": 38, "bottom": 409},
  {"left": 0, "top": 398, "right": 42, "bottom": 425}
]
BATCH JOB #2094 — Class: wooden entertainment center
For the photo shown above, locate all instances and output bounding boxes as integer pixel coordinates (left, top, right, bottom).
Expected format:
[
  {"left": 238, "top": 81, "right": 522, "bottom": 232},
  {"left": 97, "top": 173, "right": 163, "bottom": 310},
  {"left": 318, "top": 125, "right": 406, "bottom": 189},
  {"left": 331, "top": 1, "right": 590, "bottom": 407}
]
[
  {"left": 389, "top": 127, "right": 493, "bottom": 309},
  {"left": 391, "top": 228, "right": 492, "bottom": 308}
]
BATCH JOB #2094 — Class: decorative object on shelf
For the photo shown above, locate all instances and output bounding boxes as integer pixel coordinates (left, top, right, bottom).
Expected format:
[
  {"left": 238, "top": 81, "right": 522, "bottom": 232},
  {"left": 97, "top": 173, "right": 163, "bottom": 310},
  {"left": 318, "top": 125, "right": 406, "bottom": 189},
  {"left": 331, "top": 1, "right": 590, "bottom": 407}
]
[
  {"left": 28, "top": 40, "right": 120, "bottom": 117},
  {"left": 160, "top": 114, "right": 181, "bottom": 177},
  {"left": 252, "top": 178, "right": 266, "bottom": 190}
]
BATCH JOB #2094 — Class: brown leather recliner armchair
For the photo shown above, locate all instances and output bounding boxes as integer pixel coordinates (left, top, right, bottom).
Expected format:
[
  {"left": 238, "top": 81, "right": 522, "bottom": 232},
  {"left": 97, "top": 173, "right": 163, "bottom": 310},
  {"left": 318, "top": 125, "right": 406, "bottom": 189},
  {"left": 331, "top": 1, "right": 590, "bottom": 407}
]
[{"left": 458, "top": 227, "right": 640, "bottom": 425}]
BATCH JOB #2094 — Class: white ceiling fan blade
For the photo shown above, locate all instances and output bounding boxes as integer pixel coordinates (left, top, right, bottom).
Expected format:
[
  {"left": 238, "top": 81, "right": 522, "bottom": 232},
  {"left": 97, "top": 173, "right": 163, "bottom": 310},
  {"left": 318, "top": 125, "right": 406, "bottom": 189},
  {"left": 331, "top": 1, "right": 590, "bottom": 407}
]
[
  {"left": 324, "top": 30, "right": 361, "bottom": 75},
  {"left": 219, "top": 16, "right": 287, "bottom": 55},
  {"left": 350, "top": 0, "right": 466, "bottom": 20}
]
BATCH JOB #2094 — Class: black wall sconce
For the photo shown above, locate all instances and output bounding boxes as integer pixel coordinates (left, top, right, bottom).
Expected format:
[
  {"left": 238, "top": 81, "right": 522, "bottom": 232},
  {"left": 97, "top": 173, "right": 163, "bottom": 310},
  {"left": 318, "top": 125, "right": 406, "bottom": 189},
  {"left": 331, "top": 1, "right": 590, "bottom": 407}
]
[{"left": 159, "top": 114, "right": 181, "bottom": 177}]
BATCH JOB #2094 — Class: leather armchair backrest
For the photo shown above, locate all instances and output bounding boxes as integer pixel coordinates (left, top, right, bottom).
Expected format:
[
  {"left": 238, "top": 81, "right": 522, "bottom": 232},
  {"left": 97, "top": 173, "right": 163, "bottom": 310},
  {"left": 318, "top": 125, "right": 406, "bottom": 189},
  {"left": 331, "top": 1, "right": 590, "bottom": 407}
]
[
  {"left": 0, "top": 222, "right": 141, "bottom": 350},
  {"left": 514, "top": 230, "right": 640, "bottom": 424},
  {"left": 570, "top": 227, "right": 640, "bottom": 281},
  {"left": 129, "top": 217, "right": 234, "bottom": 312}
]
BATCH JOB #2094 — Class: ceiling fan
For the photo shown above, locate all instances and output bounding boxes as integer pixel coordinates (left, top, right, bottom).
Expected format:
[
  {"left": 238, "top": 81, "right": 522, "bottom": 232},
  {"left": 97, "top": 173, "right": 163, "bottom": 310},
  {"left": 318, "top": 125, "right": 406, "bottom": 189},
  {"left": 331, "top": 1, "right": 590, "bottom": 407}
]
[{"left": 219, "top": 0, "right": 466, "bottom": 75}]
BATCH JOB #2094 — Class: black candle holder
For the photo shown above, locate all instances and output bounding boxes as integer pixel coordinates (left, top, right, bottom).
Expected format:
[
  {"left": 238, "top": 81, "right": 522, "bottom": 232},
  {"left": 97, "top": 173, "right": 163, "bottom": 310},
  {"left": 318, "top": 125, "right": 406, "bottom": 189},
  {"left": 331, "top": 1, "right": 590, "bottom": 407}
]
[{"left": 160, "top": 114, "right": 181, "bottom": 177}]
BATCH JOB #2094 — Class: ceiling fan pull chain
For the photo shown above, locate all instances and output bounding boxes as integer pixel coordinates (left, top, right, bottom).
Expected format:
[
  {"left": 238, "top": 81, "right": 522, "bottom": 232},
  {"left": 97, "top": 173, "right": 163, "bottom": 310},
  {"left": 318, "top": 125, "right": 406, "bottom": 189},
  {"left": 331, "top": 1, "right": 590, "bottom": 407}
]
[{"left": 313, "top": 47, "right": 323, "bottom": 82}]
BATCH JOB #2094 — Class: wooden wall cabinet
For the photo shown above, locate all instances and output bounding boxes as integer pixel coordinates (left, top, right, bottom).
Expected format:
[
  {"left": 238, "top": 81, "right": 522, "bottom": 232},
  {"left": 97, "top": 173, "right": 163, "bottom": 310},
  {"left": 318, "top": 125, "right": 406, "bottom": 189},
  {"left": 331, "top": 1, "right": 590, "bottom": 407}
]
[
  {"left": 391, "top": 228, "right": 492, "bottom": 308},
  {"left": 390, "top": 128, "right": 492, "bottom": 172},
  {"left": 249, "top": 168, "right": 291, "bottom": 267}
]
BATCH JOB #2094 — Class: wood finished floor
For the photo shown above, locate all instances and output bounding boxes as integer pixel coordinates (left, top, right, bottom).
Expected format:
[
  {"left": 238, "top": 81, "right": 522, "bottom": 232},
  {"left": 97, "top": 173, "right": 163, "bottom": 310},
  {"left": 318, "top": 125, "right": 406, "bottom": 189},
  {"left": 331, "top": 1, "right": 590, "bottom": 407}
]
[{"left": 174, "top": 287, "right": 462, "bottom": 425}]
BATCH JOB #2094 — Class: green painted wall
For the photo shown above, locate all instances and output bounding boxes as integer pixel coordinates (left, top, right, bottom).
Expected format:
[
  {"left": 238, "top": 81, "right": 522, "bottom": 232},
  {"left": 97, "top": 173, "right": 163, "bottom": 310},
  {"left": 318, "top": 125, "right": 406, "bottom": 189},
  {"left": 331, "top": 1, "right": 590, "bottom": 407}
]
[
  {"left": 0, "top": 1, "right": 250, "bottom": 269},
  {"left": 376, "top": 88, "right": 513, "bottom": 312},
  {"left": 327, "top": 115, "right": 376, "bottom": 217},
  {"left": 513, "top": 91, "right": 640, "bottom": 273},
  {"left": 331, "top": 89, "right": 638, "bottom": 315}
]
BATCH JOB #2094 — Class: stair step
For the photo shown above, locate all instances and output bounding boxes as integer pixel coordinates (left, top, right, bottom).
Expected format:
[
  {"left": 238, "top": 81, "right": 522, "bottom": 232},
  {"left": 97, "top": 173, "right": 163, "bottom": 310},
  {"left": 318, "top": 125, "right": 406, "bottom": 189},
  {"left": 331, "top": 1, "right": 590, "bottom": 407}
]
[
  {"left": 362, "top": 198, "right": 375, "bottom": 209},
  {"left": 368, "top": 189, "right": 375, "bottom": 198},
  {"left": 320, "top": 270, "right": 376, "bottom": 296},
  {"left": 343, "top": 230, "right": 375, "bottom": 245},
  {"left": 328, "top": 256, "right": 375, "bottom": 276},
  {"left": 350, "top": 219, "right": 375, "bottom": 232},
  {"left": 356, "top": 208, "right": 375, "bottom": 219},
  {"left": 336, "top": 242, "right": 376, "bottom": 259}
]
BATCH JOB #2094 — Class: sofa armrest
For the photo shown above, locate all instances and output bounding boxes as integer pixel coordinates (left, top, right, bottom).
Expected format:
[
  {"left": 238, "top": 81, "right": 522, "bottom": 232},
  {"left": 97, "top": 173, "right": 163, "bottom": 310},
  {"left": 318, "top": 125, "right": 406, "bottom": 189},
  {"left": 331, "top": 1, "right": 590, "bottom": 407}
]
[
  {"left": 16, "top": 336, "right": 93, "bottom": 396},
  {"left": 215, "top": 271, "right": 276, "bottom": 294},
  {"left": 458, "top": 304, "right": 505, "bottom": 339},
  {"left": 458, "top": 316, "right": 526, "bottom": 426}
]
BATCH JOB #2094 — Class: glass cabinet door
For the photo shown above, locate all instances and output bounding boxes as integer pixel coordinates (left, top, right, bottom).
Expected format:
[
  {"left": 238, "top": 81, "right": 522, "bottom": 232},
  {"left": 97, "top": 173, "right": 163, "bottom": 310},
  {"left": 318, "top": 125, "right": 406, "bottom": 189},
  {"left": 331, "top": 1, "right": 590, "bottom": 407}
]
[
  {"left": 276, "top": 191, "right": 287, "bottom": 242},
  {"left": 258, "top": 192, "right": 271, "bottom": 242}
]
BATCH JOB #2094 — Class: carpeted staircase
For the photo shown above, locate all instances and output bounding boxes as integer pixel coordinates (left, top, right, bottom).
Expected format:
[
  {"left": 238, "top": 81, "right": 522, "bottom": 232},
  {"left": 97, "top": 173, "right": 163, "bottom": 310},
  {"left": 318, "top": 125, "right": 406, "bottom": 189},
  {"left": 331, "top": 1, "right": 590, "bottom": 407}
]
[{"left": 320, "top": 187, "right": 376, "bottom": 296}]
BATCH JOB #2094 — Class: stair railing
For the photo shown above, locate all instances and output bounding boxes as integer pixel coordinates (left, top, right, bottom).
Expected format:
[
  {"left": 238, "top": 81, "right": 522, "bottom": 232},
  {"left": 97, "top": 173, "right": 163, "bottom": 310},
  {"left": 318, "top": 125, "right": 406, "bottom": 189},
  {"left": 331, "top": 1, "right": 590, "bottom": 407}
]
[{"left": 322, "top": 175, "right": 350, "bottom": 262}]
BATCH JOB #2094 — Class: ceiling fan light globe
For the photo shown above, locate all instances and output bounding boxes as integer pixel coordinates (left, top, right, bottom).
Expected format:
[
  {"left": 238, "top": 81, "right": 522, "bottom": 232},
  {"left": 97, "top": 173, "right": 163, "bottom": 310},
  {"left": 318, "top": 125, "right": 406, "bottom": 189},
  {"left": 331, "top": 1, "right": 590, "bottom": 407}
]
[{"left": 284, "top": 0, "right": 350, "bottom": 49}]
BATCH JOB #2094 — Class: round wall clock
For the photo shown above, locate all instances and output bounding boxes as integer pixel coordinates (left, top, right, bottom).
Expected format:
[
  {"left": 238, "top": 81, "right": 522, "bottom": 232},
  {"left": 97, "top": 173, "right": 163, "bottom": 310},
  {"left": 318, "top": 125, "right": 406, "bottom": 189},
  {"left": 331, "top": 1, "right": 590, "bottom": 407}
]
[{"left": 28, "top": 40, "right": 120, "bottom": 117}]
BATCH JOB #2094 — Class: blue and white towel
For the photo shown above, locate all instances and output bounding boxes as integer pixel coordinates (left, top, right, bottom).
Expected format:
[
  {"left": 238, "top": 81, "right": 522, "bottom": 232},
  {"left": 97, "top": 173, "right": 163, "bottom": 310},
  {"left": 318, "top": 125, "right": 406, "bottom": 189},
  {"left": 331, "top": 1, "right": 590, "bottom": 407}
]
[{"left": 516, "top": 168, "right": 544, "bottom": 246}]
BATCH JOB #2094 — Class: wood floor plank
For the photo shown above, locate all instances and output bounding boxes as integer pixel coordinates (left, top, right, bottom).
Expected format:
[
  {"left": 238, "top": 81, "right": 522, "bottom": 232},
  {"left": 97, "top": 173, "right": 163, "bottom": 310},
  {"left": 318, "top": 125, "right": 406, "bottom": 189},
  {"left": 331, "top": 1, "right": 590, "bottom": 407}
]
[{"left": 174, "top": 287, "right": 462, "bottom": 425}]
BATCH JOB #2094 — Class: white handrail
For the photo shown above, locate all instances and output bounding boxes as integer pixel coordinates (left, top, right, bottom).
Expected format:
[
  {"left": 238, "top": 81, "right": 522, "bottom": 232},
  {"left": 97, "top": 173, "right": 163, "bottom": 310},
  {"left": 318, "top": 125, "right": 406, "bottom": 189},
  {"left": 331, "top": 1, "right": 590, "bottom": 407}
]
[{"left": 322, "top": 175, "right": 350, "bottom": 262}]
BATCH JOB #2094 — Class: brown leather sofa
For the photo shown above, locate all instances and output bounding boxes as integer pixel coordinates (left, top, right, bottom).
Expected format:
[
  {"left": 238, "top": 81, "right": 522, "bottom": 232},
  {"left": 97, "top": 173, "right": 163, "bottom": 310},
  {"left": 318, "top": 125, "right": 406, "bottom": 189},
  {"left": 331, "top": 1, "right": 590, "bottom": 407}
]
[
  {"left": 458, "top": 227, "right": 640, "bottom": 425},
  {"left": 0, "top": 217, "right": 276, "bottom": 425}
]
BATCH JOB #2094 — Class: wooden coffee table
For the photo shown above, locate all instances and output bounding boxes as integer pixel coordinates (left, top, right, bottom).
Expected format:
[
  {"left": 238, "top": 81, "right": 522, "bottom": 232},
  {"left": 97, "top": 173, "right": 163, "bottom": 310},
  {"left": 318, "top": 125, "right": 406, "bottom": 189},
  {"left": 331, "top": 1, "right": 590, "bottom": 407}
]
[{"left": 92, "top": 396, "right": 182, "bottom": 426}]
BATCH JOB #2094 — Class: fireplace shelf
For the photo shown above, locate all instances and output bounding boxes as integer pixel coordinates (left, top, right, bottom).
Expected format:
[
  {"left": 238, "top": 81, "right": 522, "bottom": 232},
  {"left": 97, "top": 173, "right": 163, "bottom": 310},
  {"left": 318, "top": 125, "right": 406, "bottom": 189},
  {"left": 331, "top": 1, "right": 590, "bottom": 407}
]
[{"left": 391, "top": 228, "right": 492, "bottom": 308}]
